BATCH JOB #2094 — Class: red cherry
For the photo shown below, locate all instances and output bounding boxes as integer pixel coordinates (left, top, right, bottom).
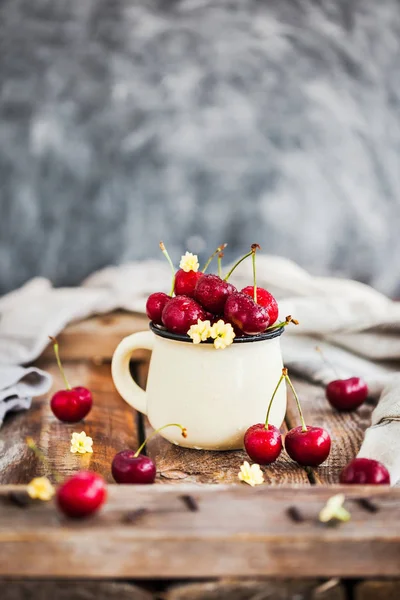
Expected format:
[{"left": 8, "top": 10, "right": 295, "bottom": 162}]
[
  {"left": 57, "top": 471, "right": 107, "bottom": 518},
  {"left": 146, "top": 292, "right": 170, "bottom": 325},
  {"left": 51, "top": 387, "right": 92, "bottom": 423},
  {"left": 174, "top": 269, "right": 203, "bottom": 297},
  {"left": 339, "top": 458, "right": 390, "bottom": 485},
  {"left": 224, "top": 292, "right": 270, "bottom": 335},
  {"left": 49, "top": 337, "right": 92, "bottom": 423},
  {"left": 244, "top": 424, "right": 282, "bottom": 464},
  {"left": 112, "top": 450, "right": 156, "bottom": 484},
  {"left": 162, "top": 295, "right": 206, "bottom": 335},
  {"left": 194, "top": 274, "right": 236, "bottom": 314},
  {"left": 241, "top": 286, "right": 279, "bottom": 324},
  {"left": 326, "top": 378, "right": 368, "bottom": 412},
  {"left": 285, "top": 425, "right": 331, "bottom": 466}
]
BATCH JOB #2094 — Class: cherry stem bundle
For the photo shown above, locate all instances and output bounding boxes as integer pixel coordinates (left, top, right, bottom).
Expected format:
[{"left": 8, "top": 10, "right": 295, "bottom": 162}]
[
  {"left": 26, "top": 437, "right": 63, "bottom": 483},
  {"left": 159, "top": 241, "right": 176, "bottom": 297},
  {"left": 265, "top": 370, "right": 286, "bottom": 429},
  {"left": 316, "top": 346, "right": 341, "bottom": 379},
  {"left": 134, "top": 424, "right": 187, "bottom": 458},
  {"left": 202, "top": 243, "right": 227, "bottom": 274},
  {"left": 283, "top": 368, "right": 307, "bottom": 432},
  {"left": 224, "top": 245, "right": 257, "bottom": 281},
  {"left": 49, "top": 337, "right": 70, "bottom": 390},
  {"left": 265, "top": 315, "right": 299, "bottom": 332}
]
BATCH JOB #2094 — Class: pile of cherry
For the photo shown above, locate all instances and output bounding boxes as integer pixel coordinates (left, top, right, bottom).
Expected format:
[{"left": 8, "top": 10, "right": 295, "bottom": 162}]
[{"left": 146, "top": 243, "right": 280, "bottom": 336}]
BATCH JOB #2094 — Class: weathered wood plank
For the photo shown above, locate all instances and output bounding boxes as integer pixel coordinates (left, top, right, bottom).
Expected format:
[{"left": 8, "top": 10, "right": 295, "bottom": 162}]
[
  {"left": 355, "top": 580, "right": 400, "bottom": 600},
  {"left": 0, "top": 485, "right": 398, "bottom": 578},
  {"left": 41, "top": 312, "right": 148, "bottom": 362},
  {"left": 284, "top": 379, "right": 374, "bottom": 485},
  {"left": 0, "top": 362, "right": 138, "bottom": 484},
  {"left": 0, "top": 581, "right": 153, "bottom": 600},
  {"left": 165, "top": 578, "right": 346, "bottom": 600},
  {"left": 135, "top": 362, "right": 310, "bottom": 485}
]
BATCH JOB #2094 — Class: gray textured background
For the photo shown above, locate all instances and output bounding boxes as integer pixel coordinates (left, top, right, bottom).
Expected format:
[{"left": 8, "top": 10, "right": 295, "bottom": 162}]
[{"left": 0, "top": 0, "right": 400, "bottom": 296}]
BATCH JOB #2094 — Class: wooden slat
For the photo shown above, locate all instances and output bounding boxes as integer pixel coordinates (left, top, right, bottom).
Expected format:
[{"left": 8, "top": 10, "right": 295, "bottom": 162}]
[
  {"left": 41, "top": 312, "right": 148, "bottom": 362},
  {"left": 0, "top": 362, "right": 138, "bottom": 484},
  {"left": 285, "top": 379, "right": 374, "bottom": 484},
  {"left": 0, "top": 485, "right": 398, "bottom": 578},
  {"left": 136, "top": 363, "right": 310, "bottom": 485}
]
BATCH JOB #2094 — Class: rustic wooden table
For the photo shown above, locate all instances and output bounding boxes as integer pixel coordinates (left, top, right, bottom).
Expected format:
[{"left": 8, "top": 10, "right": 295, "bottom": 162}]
[{"left": 1, "top": 312, "right": 399, "bottom": 600}]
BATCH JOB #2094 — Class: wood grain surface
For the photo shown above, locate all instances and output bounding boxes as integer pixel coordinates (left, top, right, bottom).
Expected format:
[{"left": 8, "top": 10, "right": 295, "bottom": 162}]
[
  {"left": 0, "top": 362, "right": 138, "bottom": 484},
  {"left": 0, "top": 485, "right": 398, "bottom": 578}
]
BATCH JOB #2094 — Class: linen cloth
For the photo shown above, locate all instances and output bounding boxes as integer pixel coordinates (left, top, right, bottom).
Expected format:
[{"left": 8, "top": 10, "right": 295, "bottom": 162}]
[{"left": 0, "top": 256, "right": 399, "bottom": 482}]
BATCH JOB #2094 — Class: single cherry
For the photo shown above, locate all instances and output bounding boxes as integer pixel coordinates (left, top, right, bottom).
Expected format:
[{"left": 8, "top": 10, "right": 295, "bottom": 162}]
[
  {"left": 162, "top": 295, "right": 206, "bottom": 335},
  {"left": 112, "top": 424, "right": 187, "bottom": 484},
  {"left": 224, "top": 292, "right": 270, "bottom": 335},
  {"left": 316, "top": 347, "right": 369, "bottom": 412},
  {"left": 194, "top": 274, "right": 236, "bottom": 314},
  {"left": 326, "top": 378, "right": 368, "bottom": 412},
  {"left": 174, "top": 269, "right": 203, "bottom": 297},
  {"left": 339, "top": 458, "right": 390, "bottom": 485},
  {"left": 244, "top": 370, "right": 285, "bottom": 464},
  {"left": 49, "top": 337, "right": 92, "bottom": 423},
  {"left": 57, "top": 471, "right": 107, "bottom": 518},
  {"left": 283, "top": 368, "right": 331, "bottom": 466},
  {"left": 146, "top": 292, "right": 170, "bottom": 325},
  {"left": 241, "top": 287, "right": 279, "bottom": 324}
]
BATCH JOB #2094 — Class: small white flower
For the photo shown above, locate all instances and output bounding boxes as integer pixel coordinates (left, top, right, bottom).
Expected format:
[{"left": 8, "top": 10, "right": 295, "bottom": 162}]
[
  {"left": 319, "top": 494, "right": 351, "bottom": 523},
  {"left": 27, "top": 477, "right": 55, "bottom": 501},
  {"left": 238, "top": 461, "right": 264, "bottom": 487},
  {"left": 187, "top": 319, "right": 212, "bottom": 344},
  {"left": 179, "top": 252, "right": 199, "bottom": 273},
  {"left": 210, "top": 319, "right": 235, "bottom": 350},
  {"left": 70, "top": 431, "right": 93, "bottom": 455}
]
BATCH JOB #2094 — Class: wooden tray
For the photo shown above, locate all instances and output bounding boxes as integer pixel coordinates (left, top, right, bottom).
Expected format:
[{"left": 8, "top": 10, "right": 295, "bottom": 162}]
[{"left": 1, "top": 312, "right": 399, "bottom": 595}]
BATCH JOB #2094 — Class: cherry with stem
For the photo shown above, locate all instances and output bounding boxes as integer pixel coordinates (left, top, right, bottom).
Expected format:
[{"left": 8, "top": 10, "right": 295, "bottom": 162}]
[{"left": 112, "top": 424, "right": 187, "bottom": 484}]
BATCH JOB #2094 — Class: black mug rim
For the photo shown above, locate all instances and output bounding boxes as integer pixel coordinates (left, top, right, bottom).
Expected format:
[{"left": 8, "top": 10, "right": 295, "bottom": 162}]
[{"left": 149, "top": 321, "right": 284, "bottom": 343}]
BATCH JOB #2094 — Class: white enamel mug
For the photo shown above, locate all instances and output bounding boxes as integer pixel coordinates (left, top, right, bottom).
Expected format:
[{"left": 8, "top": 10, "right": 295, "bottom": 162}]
[{"left": 111, "top": 323, "right": 286, "bottom": 451}]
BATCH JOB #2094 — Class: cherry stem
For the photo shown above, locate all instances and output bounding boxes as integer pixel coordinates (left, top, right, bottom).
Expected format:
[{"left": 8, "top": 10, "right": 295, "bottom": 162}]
[
  {"left": 217, "top": 252, "right": 224, "bottom": 278},
  {"left": 265, "top": 315, "right": 299, "bottom": 332},
  {"left": 26, "top": 437, "right": 63, "bottom": 483},
  {"left": 223, "top": 247, "right": 255, "bottom": 281},
  {"left": 49, "top": 337, "right": 70, "bottom": 390},
  {"left": 134, "top": 423, "right": 187, "bottom": 458},
  {"left": 315, "top": 346, "right": 341, "bottom": 379},
  {"left": 202, "top": 243, "right": 227, "bottom": 273},
  {"left": 159, "top": 241, "right": 175, "bottom": 297},
  {"left": 284, "top": 370, "right": 307, "bottom": 432},
  {"left": 265, "top": 371, "right": 286, "bottom": 429},
  {"left": 251, "top": 244, "right": 259, "bottom": 303}
]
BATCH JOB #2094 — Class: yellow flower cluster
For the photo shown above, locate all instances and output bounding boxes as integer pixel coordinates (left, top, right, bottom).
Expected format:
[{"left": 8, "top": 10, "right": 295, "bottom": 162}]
[
  {"left": 27, "top": 476, "right": 55, "bottom": 501},
  {"left": 238, "top": 461, "right": 264, "bottom": 487},
  {"left": 187, "top": 319, "right": 235, "bottom": 349},
  {"left": 179, "top": 252, "right": 199, "bottom": 273},
  {"left": 70, "top": 431, "right": 93, "bottom": 454}
]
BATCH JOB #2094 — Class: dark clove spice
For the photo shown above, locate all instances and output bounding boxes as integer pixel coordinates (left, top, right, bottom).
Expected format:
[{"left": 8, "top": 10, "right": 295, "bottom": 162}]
[
  {"left": 286, "top": 505, "right": 305, "bottom": 523},
  {"left": 122, "top": 508, "right": 148, "bottom": 524},
  {"left": 356, "top": 497, "right": 379, "bottom": 513},
  {"left": 7, "top": 491, "right": 30, "bottom": 508},
  {"left": 180, "top": 494, "right": 199, "bottom": 512}
]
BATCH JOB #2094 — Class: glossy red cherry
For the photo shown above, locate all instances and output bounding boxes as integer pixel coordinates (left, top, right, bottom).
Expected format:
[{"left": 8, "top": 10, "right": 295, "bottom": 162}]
[
  {"left": 326, "top": 378, "right": 368, "bottom": 412},
  {"left": 112, "top": 450, "right": 156, "bottom": 484},
  {"left": 112, "top": 424, "right": 187, "bottom": 484},
  {"left": 241, "top": 286, "right": 279, "bottom": 324},
  {"left": 224, "top": 292, "right": 270, "bottom": 335},
  {"left": 162, "top": 295, "right": 206, "bottom": 335},
  {"left": 57, "top": 471, "right": 107, "bottom": 518},
  {"left": 49, "top": 337, "right": 92, "bottom": 423},
  {"left": 339, "top": 458, "right": 390, "bottom": 485},
  {"left": 174, "top": 269, "right": 203, "bottom": 297},
  {"left": 244, "top": 424, "right": 282, "bottom": 464},
  {"left": 146, "top": 292, "right": 170, "bottom": 325},
  {"left": 285, "top": 425, "right": 331, "bottom": 467},
  {"left": 194, "top": 274, "right": 236, "bottom": 314}
]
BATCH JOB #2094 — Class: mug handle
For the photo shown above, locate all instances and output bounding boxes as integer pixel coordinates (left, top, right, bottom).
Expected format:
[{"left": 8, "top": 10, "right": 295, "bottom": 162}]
[{"left": 111, "top": 331, "right": 154, "bottom": 415}]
